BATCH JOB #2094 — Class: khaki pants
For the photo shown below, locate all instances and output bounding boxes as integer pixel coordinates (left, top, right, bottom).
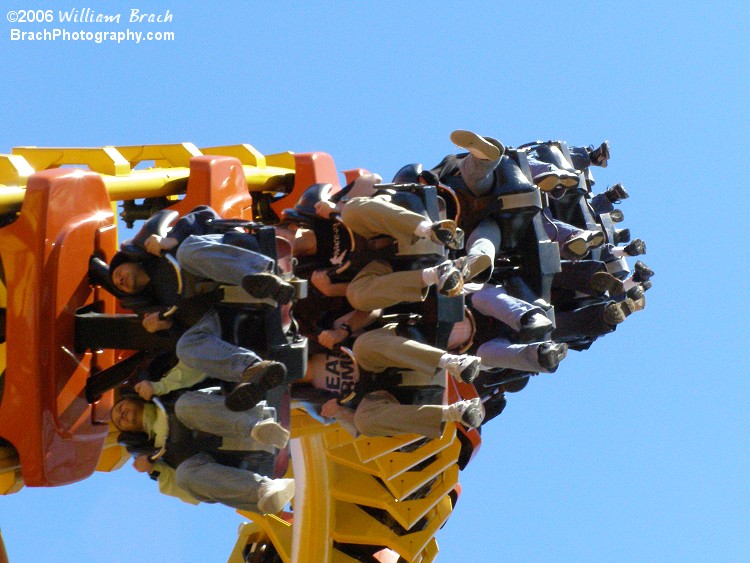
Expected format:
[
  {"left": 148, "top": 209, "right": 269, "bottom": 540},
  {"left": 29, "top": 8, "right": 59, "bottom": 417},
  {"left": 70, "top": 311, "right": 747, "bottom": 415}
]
[
  {"left": 351, "top": 325, "right": 447, "bottom": 438},
  {"left": 340, "top": 196, "right": 425, "bottom": 247},
  {"left": 353, "top": 324, "right": 444, "bottom": 377},
  {"left": 354, "top": 390, "right": 444, "bottom": 438},
  {"left": 347, "top": 260, "right": 427, "bottom": 311}
]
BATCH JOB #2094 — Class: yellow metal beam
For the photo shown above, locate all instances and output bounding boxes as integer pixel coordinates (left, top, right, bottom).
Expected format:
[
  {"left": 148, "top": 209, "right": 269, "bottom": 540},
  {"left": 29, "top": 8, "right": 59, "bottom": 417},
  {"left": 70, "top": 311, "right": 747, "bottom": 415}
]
[
  {"left": 0, "top": 445, "right": 22, "bottom": 495},
  {"left": 0, "top": 155, "right": 35, "bottom": 188},
  {"left": 292, "top": 434, "right": 333, "bottom": 563},
  {"left": 115, "top": 143, "right": 201, "bottom": 168},
  {"left": 13, "top": 146, "right": 132, "bottom": 176},
  {"left": 0, "top": 144, "right": 299, "bottom": 215},
  {"left": 200, "top": 144, "right": 265, "bottom": 168}
]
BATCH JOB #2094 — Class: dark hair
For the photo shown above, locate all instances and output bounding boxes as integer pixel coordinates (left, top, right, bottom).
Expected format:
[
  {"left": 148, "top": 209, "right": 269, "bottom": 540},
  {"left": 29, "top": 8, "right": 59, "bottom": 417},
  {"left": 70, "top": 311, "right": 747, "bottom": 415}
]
[
  {"left": 111, "top": 395, "right": 146, "bottom": 431},
  {"left": 108, "top": 251, "right": 139, "bottom": 283}
]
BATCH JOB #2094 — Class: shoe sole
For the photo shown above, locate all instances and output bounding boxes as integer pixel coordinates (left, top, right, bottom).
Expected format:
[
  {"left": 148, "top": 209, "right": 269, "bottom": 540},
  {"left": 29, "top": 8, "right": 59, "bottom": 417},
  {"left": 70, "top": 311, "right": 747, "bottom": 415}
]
[
  {"left": 252, "top": 420, "right": 291, "bottom": 449},
  {"left": 603, "top": 303, "right": 626, "bottom": 325},
  {"left": 459, "top": 359, "right": 481, "bottom": 384},
  {"left": 450, "top": 130, "right": 501, "bottom": 161},
  {"left": 431, "top": 220, "right": 461, "bottom": 249},
  {"left": 226, "top": 363, "right": 287, "bottom": 412},
  {"left": 460, "top": 401, "right": 485, "bottom": 429},
  {"left": 590, "top": 272, "right": 625, "bottom": 295},
  {"left": 459, "top": 254, "right": 492, "bottom": 282},
  {"left": 258, "top": 480, "right": 295, "bottom": 514},
  {"left": 535, "top": 172, "right": 579, "bottom": 192},
  {"left": 536, "top": 174, "right": 561, "bottom": 192},
  {"left": 242, "top": 273, "right": 278, "bottom": 298},
  {"left": 538, "top": 344, "right": 568, "bottom": 370},
  {"left": 243, "top": 274, "right": 295, "bottom": 304},
  {"left": 564, "top": 236, "right": 589, "bottom": 258},
  {"left": 275, "top": 282, "right": 295, "bottom": 305},
  {"left": 588, "top": 231, "right": 606, "bottom": 248},
  {"left": 603, "top": 298, "right": 637, "bottom": 326},
  {"left": 438, "top": 270, "right": 464, "bottom": 298},
  {"left": 621, "top": 298, "right": 637, "bottom": 316}
]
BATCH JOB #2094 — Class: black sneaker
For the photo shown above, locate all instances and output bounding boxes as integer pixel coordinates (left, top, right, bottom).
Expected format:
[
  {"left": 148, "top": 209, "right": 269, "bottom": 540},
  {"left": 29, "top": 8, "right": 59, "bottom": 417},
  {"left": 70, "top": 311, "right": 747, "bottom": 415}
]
[
  {"left": 429, "top": 220, "right": 464, "bottom": 250},
  {"left": 242, "top": 273, "right": 295, "bottom": 304},
  {"left": 519, "top": 311, "right": 553, "bottom": 342},
  {"left": 459, "top": 398, "right": 485, "bottom": 429},
  {"left": 609, "top": 209, "right": 624, "bottom": 223},
  {"left": 589, "top": 141, "right": 610, "bottom": 167},
  {"left": 605, "top": 182, "right": 629, "bottom": 202},
  {"left": 626, "top": 285, "right": 645, "bottom": 302},
  {"left": 537, "top": 342, "right": 568, "bottom": 371},
  {"left": 225, "top": 360, "right": 287, "bottom": 412},
  {"left": 632, "top": 260, "right": 654, "bottom": 282},
  {"left": 435, "top": 261, "right": 464, "bottom": 297},
  {"left": 613, "top": 228, "right": 631, "bottom": 244},
  {"left": 623, "top": 239, "right": 646, "bottom": 256}
]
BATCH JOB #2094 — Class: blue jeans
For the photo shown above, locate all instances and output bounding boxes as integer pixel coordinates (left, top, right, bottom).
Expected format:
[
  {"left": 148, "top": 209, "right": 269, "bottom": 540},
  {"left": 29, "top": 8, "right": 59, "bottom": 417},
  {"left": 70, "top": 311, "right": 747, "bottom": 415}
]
[
  {"left": 172, "top": 391, "right": 278, "bottom": 511},
  {"left": 458, "top": 153, "right": 501, "bottom": 196},
  {"left": 477, "top": 339, "right": 549, "bottom": 373},
  {"left": 542, "top": 216, "right": 582, "bottom": 243},
  {"left": 471, "top": 284, "right": 544, "bottom": 332},
  {"left": 175, "top": 391, "right": 276, "bottom": 452},
  {"left": 176, "top": 234, "right": 274, "bottom": 286},
  {"left": 568, "top": 145, "right": 593, "bottom": 171},
  {"left": 175, "top": 451, "right": 270, "bottom": 512},
  {"left": 591, "top": 192, "right": 615, "bottom": 215},
  {"left": 174, "top": 234, "right": 275, "bottom": 381},
  {"left": 176, "top": 310, "right": 262, "bottom": 383}
]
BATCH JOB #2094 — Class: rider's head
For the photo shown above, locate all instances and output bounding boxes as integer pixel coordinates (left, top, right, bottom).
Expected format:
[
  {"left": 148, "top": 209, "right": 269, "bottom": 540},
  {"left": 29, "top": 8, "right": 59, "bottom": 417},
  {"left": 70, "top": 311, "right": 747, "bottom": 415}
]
[
  {"left": 111, "top": 397, "right": 146, "bottom": 432},
  {"left": 109, "top": 252, "right": 150, "bottom": 294}
]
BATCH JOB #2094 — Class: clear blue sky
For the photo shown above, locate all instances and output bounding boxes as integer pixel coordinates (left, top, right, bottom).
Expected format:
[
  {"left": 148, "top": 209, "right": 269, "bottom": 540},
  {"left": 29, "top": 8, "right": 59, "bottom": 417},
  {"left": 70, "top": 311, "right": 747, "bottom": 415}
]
[{"left": 2, "top": 1, "right": 749, "bottom": 561}]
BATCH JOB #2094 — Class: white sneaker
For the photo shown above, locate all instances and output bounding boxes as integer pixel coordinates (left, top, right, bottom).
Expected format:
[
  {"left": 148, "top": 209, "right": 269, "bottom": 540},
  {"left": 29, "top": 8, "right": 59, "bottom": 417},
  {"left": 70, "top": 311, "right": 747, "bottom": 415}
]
[
  {"left": 257, "top": 478, "right": 295, "bottom": 514},
  {"left": 444, "top": 354, "right": 481, "bottom": 383},
  {"left": 251, "top": 419, "right": 291, "bottom": 449},
  {"left": 435, "top": 260, "right": 464, "bottom": 298},
  {"left": 443, "top": 397, "right": 485, "bottom": 428}
]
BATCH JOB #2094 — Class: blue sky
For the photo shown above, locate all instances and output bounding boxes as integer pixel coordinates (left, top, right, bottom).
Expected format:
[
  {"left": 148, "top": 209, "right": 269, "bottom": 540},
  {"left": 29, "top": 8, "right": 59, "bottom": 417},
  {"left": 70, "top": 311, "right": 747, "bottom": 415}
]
[{"left": 2, "top": 1, "right": 749, "bottom": 561}]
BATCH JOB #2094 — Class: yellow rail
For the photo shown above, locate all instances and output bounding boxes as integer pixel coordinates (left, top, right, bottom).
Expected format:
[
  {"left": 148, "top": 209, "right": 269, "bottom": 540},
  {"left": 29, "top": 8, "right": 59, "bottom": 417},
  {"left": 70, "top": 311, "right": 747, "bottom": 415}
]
[
  {"left": 229, "top": 408, "right": 456, "bottom": 561},
  {"left": 0, "top": 143, "right": 297, "bottom": 214}
]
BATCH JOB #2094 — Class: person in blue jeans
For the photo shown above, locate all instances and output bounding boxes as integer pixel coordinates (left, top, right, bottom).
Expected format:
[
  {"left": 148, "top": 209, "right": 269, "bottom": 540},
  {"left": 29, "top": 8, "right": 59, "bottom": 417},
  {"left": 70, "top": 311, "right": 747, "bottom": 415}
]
[
  {"left": 112, "top": 389, "right": 294, "bottom": 514},
  {"left": 109, "top": 206, "right": 293, "bottom": 411}
]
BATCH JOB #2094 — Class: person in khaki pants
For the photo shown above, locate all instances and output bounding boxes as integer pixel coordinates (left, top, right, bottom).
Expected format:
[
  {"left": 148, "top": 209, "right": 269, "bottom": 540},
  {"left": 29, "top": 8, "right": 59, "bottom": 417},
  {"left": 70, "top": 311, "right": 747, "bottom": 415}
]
[{"left": 320, "top": 323, "right": 485, "bottom": 437}]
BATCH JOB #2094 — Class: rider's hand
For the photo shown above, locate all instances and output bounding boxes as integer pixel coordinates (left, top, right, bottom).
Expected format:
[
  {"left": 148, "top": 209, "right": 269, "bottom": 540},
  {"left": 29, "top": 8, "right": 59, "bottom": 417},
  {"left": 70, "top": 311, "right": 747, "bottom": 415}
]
[
  {"left": 133, "top": 455, "right": 155, "bottom": 474},
  {"left": 318, "top": 328, "right": 347, "bottom": 350},
  {"left": 142, "top": 312, "right": 173, "bottom": 333},
  {"left": 314, "top": 200, "right": 337, "bottom": 219},
  {"left": 144, "top": 234, "right": 178, "bottom": 256},
  {"left": 321, "top": 398, "right": 341, "bottom": 419},
  {"left": 135, "top": 381, "right": 155, "bottom": 401}
]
